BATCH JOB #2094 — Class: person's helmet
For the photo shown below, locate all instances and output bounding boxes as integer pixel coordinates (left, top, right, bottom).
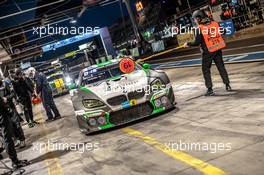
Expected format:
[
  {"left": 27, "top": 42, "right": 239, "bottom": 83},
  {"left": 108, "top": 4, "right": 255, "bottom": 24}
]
[{"left": 192, "top": 10, "right": 207, "bottom": 20}]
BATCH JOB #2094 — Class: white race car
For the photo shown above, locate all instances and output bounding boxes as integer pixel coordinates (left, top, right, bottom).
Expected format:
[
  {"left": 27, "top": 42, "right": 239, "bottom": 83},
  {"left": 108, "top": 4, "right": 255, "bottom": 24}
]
[{"left": 70, "top": 59, "right": 176, "bottom": 134}]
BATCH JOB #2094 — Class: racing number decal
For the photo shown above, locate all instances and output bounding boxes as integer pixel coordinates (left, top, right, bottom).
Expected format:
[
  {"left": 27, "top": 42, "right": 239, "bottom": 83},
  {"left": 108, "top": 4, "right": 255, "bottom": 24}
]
[
  {"left": 119, "top": 58, "right": 135, "bottom": 74},
  {"left": 55, "top": 78, "right": 65, "bottom": 92},
  {"left": 59, "top": 78, "right": 64, "bottom": 86},
  {"left": 208, "top": 28, "right": 220, "bottom": 45},
  {"left": 54, "top": 79, "right": 61, "bottom": 88}
]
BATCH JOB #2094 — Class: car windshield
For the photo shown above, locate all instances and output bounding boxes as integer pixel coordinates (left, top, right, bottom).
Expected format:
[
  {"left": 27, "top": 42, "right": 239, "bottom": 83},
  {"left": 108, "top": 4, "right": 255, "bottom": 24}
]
[
  {"left": 81, "top": 65, "right": 140, "bottom": 86},
  {"left": 48, "top": 74, "right": 64, "bottom": 82}
]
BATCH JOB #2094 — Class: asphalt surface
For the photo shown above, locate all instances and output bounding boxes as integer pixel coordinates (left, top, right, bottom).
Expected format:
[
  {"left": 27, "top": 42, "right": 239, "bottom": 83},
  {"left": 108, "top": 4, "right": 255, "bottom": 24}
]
[
  {"left": 151, "top": 51, "right": 264, "bottom": 69},
  {"left": 1, "top": 61, "right": 264, "bottom": 175}
]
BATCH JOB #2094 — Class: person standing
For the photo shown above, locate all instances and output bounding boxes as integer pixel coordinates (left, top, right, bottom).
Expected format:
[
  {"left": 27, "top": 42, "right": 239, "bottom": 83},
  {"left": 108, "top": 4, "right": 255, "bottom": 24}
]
[
  {"left": 184, "top": 10, "right": 231, "bottom": 96},
  {"left": 0, "top": 78, "right": 26, "bottom": 148},
  {"left": 4, "top": 75, "right": 25, "bottom": 123},
  {"left": 0, "top": 94, "right": 29, "bottom": 169},
  {"left": 28, "top": 67, "right": 61, "bottom": 122},
  {"left": 23, "top": 72, "right": 35, "bottom": 95},
  {"left": 12, "top": 69, "right": 36, "bottom": 128}
]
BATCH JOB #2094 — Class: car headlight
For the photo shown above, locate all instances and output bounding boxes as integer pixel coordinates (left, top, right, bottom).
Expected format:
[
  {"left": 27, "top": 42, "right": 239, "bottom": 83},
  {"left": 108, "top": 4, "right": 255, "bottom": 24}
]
[
  {"left": 151, "top": 78, "right": 164, "bottom": 91},
  {"left": 97, "top": 116, "right": 106, "bottom": 125},
  {"left": 65, "top": 76, "right": 72, "bottom": 84},
  {"left": 161, "top": 96, "right": 168, "bottom": 104},
  {"left": 88, "top": 118, "right": 97, "bottom": 126},
  {"left": 154, "top": 99, "right": 162, "bottom": 108},
  {"left": 82, "top": 99, "right": 104, "bottom": 109}
]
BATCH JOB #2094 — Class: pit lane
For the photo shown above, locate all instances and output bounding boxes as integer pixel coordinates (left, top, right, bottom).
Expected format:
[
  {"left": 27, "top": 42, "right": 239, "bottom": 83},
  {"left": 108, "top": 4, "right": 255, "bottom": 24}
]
[{"left": 1, "top": 61, "right": 264, "bottom": 175}]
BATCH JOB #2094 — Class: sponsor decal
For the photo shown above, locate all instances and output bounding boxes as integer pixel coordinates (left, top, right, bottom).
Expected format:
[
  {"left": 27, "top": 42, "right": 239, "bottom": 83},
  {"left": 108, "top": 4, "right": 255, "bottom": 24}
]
[
  {"left": 121, "top": 101, "right": 130, "bottom": 109},
  {"left": 130, "top": 99, "right": 137, "bottom": 106}
]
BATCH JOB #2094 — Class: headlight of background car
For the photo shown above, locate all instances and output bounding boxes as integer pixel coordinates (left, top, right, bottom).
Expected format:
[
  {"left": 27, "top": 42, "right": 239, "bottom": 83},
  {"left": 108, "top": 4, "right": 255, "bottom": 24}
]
[
  {"left": 65, "top": 76, "right": 72, "bottom": 84},
  {"left": 82, "top": 99, "right": 104, "bottom": 109}
]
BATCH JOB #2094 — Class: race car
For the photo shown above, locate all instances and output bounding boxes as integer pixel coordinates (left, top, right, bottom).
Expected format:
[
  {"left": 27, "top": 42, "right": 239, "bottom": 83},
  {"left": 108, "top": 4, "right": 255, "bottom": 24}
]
[
  {"left": 47, "top": 72, "right": 69, "bottom": 97},
  {"left": 70, "top": 58, "right": 176, "bottom": 134}
]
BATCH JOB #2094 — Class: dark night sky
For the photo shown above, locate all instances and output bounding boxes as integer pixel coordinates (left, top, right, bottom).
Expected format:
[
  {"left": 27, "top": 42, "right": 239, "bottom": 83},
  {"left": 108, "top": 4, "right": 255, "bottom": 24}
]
[
  {"left": 0, "top": 0, "right": 207, "bottom": 31},
  {"left": 0, "top": 0, "right": 134, "bottom": 31}
]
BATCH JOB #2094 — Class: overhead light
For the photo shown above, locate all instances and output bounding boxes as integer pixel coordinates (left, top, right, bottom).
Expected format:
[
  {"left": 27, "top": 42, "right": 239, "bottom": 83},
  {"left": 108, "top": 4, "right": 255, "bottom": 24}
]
[
  {"left": 51, "top": 59, "right": 59, "bottom": 65},
  {"left": 70, "top": 19, "right": 77, "bottom": 24}
]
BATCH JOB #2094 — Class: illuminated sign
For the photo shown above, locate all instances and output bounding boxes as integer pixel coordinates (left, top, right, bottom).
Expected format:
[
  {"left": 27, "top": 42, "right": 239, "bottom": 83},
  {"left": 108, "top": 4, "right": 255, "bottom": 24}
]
[
  {"left": 21, "top": 62, "right": 31, "bottom": 70},
  {"left": 65, "top": 51, "right": 77, "bottom": 58},
  {"left": 136, "top": 1, "right": 144, "bottom": 12},
  {"left": 42, "top": 31, "right": 100, "bottom": 52}
]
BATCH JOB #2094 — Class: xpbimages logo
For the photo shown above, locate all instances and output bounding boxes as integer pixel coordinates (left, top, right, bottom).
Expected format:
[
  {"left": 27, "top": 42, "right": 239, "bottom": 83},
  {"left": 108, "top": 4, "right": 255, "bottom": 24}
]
[
  {"left": 103, "top": 82, "right": 170, "bottom": 95},
  {"left": 32, "top": 140, "right": 100, "bottom": 153},
  {"left": 165, "top": 141, "right": 232, "bottom": 153},
  {"left": 32, "top": 25, "right": 100, "bottom": 37},
  {"left": 164, "top": 24, "right": 232, "bottom": 37}
]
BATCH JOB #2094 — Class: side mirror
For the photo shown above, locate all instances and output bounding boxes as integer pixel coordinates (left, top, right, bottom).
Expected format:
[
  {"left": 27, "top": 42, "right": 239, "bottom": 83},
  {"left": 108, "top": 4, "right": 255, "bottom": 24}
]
[{"left": 142, "top": 63, "right": 151, "bottom": 70}]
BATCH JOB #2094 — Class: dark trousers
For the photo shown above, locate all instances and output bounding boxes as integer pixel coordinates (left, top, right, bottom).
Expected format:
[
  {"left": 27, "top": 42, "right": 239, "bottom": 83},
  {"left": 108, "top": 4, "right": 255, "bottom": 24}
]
[
  {"left": 0, "top": 114, "right": 18, "bottom": 163},
  {"left": 9, "top": 111, "right": 25, "bottom": 141},
  {"left": 21, "top": 97, "right": 34, "bottom": 123},
  {"left": 202, "top": 50, "right": 230, "bottom": 89},
  {"left": 43, "top": 98, "right": 60, "bottom": 119}
]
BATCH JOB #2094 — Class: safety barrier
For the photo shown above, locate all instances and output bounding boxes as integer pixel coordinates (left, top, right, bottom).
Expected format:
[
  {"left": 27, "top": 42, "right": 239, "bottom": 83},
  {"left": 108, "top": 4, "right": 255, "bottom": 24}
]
[{"left": 231, "top": 9, "right": 264, "bottom": 30}]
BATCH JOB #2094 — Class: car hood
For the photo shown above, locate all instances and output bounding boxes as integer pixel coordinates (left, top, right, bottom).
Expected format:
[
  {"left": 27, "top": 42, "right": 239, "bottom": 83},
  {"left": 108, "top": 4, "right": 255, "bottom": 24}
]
[{"left": 83, "top": 70, "right": 148, "bottom": 100}]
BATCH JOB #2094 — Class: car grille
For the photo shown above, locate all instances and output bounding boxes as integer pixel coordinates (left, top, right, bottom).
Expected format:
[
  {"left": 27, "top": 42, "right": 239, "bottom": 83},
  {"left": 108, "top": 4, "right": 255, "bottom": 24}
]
[
  {"left": 127, "top": 90, "right": 145, "bottom": 100},
  {"left": 109, "top": 102, "right": 153, "bottom": 125},
  {"left": 107, "top": 95, "right": 127, "bottom": 106}
]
